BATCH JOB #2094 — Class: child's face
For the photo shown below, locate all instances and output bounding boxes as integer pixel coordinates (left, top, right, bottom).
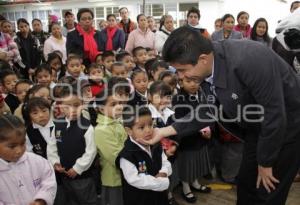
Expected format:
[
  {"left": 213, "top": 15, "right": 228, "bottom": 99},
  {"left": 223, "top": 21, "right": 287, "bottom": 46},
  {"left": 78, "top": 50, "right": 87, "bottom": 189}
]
[
  {"left": 152, "top": 66, "right": 166, "bottom": 81},
  {"left": 29, "top": 107, "right": 50, "bottom": 127},
  {"left": 0, "top": 130, "right": 26, "bottom": 162},
  {"left": 16, "top": 83, "right": 31, "bottom": 103},
  {"left": 147, "top": 50, "right": 156, "bottom": 60},
  {"left": 49, "top": 58, "right": 62, "bottom": 72},
  {"left": 103, "top": 56, "right": 116, "bottom": 71},
  {"left": 36, "top": 70, "right": 52, "bottom": 87},
  {"left": 67, "top": 59, "right": 82, "bottom": 78},
  {"left": 96, "top": 56, "right": 103, "bottom": 66},
  {"left": 61, "top": 94, "right": 83, "bottom": 120},
  {"left": 111, "top": 65, "right": 128, "bottom": 78},
  {"left": 101, "top": 94, "right": 126, "bottom": 119},
  {"left": 122, "top": 55, "right": 135, "bottom": 73},
  {"left": 134, "top": 49, "right": 148, "bottom": 66},
  {"left": 182, "top": 77, "right": 200, "bottom": 95},
  {"left": 89, "top": 67, "right": 104, "bottom": 83},
  {"left": 132, "top": 73, "right": 148, "bottom": 94},
  {"left": 256, "top": 21, "right": 267, "bottom": 37},
  {"left": 3, "top": 74, "right": 18, "bottom": 94},
  {"left": 82, "top": 86, "right": 93, "bottom": 104},
  {"left": 33, "top": 88, "right": 51, "bottom": 104},
  {"left": 127, "top": 115, "right": 154, "bottom": 145},
  {"left": 150, "top": 93, "right": 172, "bottom": 111}
]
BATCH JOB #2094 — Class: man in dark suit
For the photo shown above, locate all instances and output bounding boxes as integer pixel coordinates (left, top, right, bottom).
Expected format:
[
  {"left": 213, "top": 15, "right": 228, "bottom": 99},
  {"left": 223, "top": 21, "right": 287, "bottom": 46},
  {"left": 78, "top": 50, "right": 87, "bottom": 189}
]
[{"left": 139, "top": 27, "right": 300, "bottom": 205}]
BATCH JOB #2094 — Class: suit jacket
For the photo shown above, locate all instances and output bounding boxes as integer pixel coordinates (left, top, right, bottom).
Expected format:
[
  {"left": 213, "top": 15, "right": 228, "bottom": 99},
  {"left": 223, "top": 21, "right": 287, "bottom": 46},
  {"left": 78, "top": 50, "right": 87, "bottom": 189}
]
[
  {"left": 172, "top": 39, "right": 300, "bottom": 167},
  {"left": 99, "top": 28, "right": 125, "bottom": 52},
  {"left": 66, "top": 29, "right": 101, "bottom": 67}
]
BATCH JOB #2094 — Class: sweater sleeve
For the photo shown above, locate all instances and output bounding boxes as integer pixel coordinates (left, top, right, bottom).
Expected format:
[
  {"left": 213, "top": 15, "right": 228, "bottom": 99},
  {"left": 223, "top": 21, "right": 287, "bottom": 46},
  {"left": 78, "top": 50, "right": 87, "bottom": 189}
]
[
  {"left": 46, "top": 129, "right": 60, "bottom": 166},
  {"left": 73, "top": 125, "right": 97, "bottom": 175},
  {"left": 120, "top": 158, "right": 170, "bottom": 191},
  {"left": 33, "top": 155, "right": 57, "bottom": 205}
]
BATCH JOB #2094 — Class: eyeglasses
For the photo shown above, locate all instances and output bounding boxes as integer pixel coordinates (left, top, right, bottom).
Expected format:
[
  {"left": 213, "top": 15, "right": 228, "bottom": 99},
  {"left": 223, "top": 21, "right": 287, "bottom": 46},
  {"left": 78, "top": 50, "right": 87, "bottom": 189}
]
[{"left": 80, "top": 17, "right": 93, "bottom": 21}]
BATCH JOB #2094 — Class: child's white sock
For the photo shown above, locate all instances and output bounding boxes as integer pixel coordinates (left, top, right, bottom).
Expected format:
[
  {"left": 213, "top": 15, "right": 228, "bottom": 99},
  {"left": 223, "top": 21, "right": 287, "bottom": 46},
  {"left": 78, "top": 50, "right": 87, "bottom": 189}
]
[
  {"left": 192, "top": 179, "right": 201, "bottom": 189},
  {"left": 182, "top": 181, "right": 192, "bottom": 194}
]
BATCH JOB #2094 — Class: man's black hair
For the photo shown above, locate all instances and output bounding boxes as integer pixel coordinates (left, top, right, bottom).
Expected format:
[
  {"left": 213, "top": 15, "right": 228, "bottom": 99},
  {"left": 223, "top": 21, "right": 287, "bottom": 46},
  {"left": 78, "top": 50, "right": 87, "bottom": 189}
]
[{"left": 162, "top": 26, "right": 213, "bottom": 65}]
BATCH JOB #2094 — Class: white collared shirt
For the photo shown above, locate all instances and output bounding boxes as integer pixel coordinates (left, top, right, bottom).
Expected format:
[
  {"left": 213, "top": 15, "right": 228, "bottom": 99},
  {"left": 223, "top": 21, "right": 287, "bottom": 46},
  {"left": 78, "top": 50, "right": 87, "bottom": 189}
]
[
  {"left": 148, "top": 104, "right": 174, "bottom": 125},
  {"left": 119, "top": 136, "right": 172, "bottom": 192},
  {"left": 25, "top": 120, "right": 55, "bottom": 152}
]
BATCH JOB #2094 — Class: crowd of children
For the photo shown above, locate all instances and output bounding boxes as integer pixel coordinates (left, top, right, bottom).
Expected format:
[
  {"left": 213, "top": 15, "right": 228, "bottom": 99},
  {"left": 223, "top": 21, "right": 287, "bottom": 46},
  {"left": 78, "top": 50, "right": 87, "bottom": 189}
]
[{"left": 0, "top": 40, "right": 216, "bottom": 204}]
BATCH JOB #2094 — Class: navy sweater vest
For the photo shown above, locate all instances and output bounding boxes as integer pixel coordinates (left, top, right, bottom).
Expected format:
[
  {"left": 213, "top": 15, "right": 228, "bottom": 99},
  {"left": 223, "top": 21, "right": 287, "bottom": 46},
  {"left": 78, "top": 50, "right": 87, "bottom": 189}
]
[
  {"left": 26, "top": 124, "right": 53, "bottom": 159},
  {"left": 116, "top": 138, "right": 169, "bottom": 205},
  {"left": 54, "top": 116, "right": 93, "bottom": 179}
]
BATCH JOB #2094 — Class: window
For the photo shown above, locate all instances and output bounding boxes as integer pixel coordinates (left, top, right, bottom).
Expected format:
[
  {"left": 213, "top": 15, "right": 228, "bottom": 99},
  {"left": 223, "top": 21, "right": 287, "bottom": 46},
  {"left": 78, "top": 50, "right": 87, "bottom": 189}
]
[
  {"left": 95, "top": 7, "right": 104, "bottom": 18},
  {"left": 152, "top": 4, "right": 164, "bottom": 17},
  {"left": 106, "top": 7, "right": 119, "bottom": 16}
]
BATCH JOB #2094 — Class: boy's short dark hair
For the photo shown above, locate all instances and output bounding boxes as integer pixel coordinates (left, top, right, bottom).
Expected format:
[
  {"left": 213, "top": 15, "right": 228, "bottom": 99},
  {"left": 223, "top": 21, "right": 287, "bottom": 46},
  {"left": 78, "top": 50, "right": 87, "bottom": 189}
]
[
  {"left": 85, "top": 63, "right": 104, "bottom": 74},
  {"left": 15, "top": 79, "right": 33, "bottom": 90},
  {"left": 149, "top": 81, "right": 172, "bottom": 97},
  {"left": 111, "top": 62, "right": 126, "bottom": 72},
  {"left": 0, "top": 69, "right": 17, "bottom": 85},
  {"left": 162, "top": 27, "right": 213, "bottom": 65},
  {"left": 107, "top": 76, "right": 130, "bottom": 96},
  {"left": 35, "top": 63, "right": 52, "bottom": 77},
  {"left": 67, "top": 54, "right": 82, "bottom": 65},
  {"left": 107, "top": 14, "right": 116, "bottom": 21},
  {"left": 187, "top": 7, "right": 200, "bottom": 19},
  {"left": 132, "top": 46, "right": 146, "bottom": 57},
  {"left": 102, "top": 51, "right": 115, "bottom": 61},
  {"left": 123, "top": 106, "right": 152, "bottom": 128},
  {"left": 116, "top": 51, "right": 131, "bottom": 61}
]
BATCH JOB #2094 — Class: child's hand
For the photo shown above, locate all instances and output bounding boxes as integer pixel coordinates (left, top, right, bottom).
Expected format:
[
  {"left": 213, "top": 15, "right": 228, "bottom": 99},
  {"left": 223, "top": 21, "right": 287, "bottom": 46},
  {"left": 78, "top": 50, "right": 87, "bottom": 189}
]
[
  {"left": 66, "top": 168, "right": 78, "bottom": 179},
  {"left": 155, "top": 172, "right": 168, "bottom": 178},
  {"left": 165, "top": 145, "right": 177, "bottom": 157},
  {"left": 29, "top": 199, "right": 47, "bottom": 205},
  {"left": 200, "top": 126, "right": 211, "bottom": 139},
  {"left": 54, "top": 163, "right": 65, "bottom": 173}
]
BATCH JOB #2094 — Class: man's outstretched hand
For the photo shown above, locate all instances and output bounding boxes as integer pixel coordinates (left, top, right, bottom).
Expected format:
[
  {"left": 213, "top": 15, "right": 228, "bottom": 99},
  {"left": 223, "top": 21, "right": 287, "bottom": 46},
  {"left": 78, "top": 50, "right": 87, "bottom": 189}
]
[{"left": 137, "top": 126, "right": 177, "bottom": 145}]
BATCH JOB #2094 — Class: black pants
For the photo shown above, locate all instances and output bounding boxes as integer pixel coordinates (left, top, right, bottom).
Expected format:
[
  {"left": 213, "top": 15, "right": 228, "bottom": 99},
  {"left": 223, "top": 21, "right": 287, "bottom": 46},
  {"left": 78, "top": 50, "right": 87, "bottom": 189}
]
[{"left": 236, "top": 138, "right": 300, "bottom": 205}]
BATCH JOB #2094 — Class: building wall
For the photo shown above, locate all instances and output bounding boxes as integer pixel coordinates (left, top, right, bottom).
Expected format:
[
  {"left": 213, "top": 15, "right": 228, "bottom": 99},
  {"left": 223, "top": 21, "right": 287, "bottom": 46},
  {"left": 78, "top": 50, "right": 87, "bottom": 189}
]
[{"left": 0, "top": 0, "right": 293, "bottom": 36}]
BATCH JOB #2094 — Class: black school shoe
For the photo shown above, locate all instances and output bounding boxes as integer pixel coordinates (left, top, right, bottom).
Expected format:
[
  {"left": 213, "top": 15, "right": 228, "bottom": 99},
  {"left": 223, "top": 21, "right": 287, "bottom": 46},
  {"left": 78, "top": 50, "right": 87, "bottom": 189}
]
[
  {"left": 191, "top": 184, "right": 212, "bottom": 193},
  {"left": 181, "top": 192, "right": 197, "bottom": 203},
  {"left": 168, "top": 197, "right": 179, "bottom": 205}
]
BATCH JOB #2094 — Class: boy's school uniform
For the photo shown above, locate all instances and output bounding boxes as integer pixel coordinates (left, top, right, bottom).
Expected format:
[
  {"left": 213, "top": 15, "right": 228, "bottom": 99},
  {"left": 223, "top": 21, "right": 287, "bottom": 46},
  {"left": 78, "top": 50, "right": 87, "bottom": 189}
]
[
  {"left": 116, "top": 137, "right": 171, "bottom": 205},
  {"left": 0, "top": 152, "right": 57, "bottom": 205},
  {"left": 127, "top": 91, "right": 148, "bottom": 108},
  {"left": 47, "top": 116, "right": 97, "bottom": 177}
]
